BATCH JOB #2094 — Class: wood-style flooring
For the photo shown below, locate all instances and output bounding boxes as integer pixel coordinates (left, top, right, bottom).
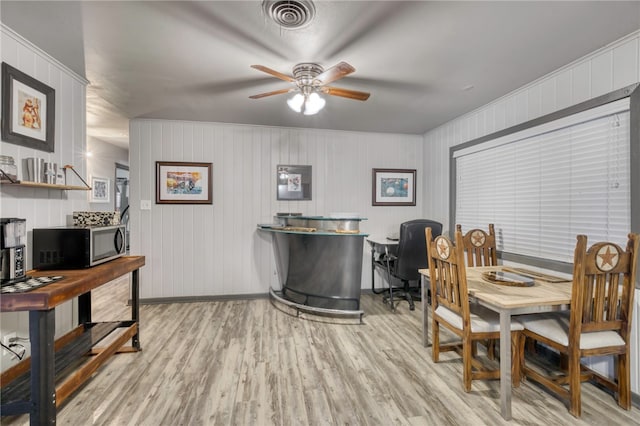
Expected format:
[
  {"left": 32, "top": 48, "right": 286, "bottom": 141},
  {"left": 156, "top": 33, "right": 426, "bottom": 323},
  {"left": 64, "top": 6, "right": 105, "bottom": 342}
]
[{"left": 2, "top": 278, "right": 639, "bottom": 425}]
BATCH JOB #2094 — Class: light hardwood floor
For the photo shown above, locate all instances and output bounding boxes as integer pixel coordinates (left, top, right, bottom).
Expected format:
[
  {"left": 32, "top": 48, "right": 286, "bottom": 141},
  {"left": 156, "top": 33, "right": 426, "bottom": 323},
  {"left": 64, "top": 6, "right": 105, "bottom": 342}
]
[{"left": 2, "top": 278, "right": 639, "bottom": 426}]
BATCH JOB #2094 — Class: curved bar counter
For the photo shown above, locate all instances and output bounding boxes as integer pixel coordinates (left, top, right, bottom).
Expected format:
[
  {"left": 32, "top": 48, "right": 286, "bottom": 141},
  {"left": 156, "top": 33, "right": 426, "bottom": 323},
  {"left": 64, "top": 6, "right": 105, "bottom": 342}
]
[{"left": 258, "top": 215, "right": 368, "bottom": 320}]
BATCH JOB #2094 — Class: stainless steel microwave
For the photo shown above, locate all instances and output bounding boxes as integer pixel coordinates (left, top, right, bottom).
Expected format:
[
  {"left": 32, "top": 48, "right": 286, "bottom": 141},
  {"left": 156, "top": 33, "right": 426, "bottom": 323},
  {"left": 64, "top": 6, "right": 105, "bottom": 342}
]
[{"left": 32, "top": 225, "right": 126, "bottom": 269}]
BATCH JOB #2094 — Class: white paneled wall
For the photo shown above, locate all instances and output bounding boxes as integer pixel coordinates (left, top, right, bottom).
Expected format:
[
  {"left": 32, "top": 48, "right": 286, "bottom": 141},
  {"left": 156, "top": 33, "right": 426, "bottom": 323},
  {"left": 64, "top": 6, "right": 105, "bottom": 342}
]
[
  {"left": 422, "top": 30, "right": 640, "bottom": 394},
  {"left": 0, "top": 25, "right": 89, "bottom": 371},
  {"left": 130, "top": 120, "right": 423, "bottom": 299}
]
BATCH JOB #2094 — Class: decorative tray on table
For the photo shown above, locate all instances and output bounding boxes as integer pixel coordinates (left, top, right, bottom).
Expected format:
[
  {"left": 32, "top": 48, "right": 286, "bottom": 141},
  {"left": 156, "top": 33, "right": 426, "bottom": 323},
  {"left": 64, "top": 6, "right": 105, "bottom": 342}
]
[
  {"left": 501, "top": 267, "right": 567, "bottom": 283},
  {"left": 1, "top": 275, "right": 64, "bottom": 293},
  {"left": 482, "top": 271, "right": 535, "bottom": 287}
]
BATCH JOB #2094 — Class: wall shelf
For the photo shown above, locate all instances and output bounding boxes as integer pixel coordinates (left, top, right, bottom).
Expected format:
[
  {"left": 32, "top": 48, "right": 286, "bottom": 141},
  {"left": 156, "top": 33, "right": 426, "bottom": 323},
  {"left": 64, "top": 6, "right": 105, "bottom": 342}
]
[
  {"left": 0, "top": 165, "right": 91, "bottom": 190},
  {"left": 0, "top": 180, "right": 90, "bottom": 191}
]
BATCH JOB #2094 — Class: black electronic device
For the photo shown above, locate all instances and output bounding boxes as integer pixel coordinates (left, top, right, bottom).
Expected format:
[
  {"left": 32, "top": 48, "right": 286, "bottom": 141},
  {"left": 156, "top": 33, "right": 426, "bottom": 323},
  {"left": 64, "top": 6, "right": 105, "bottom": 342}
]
[
  {"left": 32, "top": 225, "right": 126, "bottom": 270},
  {"left": 1, "top": 218, "right": 27, "bottom": 283}
]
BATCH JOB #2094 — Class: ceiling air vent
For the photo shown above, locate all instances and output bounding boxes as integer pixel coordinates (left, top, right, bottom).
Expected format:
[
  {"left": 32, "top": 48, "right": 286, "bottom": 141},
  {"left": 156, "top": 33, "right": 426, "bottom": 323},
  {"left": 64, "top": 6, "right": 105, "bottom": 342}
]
[{"left": 263, "top": 0, "right": 316, "bottom": 30}]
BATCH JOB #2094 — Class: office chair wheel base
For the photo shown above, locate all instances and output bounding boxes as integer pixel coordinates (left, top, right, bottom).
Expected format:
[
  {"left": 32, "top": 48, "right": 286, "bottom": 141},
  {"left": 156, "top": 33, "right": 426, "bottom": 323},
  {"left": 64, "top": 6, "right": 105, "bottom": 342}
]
[
  {"left": 382, "top": 297, "right": 397, "bottom": 311},
  {"left": 383, "top": 293, "right": 413, "bottom": 311}
]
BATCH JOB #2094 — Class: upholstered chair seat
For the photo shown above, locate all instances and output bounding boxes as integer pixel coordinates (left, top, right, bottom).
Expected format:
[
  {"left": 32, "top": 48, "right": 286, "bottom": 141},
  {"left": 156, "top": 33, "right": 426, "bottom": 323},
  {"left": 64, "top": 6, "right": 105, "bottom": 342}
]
[
  {"left": 436, "top": 304, "right": 524, "bottom": 334},
  {"left": 518, "top": 312, "right": 625, "bottom": 350}
]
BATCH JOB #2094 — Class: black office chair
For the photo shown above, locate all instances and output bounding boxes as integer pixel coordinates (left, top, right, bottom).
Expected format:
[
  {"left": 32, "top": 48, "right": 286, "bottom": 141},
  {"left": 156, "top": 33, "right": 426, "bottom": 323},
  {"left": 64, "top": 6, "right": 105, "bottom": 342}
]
[{"left": 375, "top": 219, "right": 443, "bottom": 310}]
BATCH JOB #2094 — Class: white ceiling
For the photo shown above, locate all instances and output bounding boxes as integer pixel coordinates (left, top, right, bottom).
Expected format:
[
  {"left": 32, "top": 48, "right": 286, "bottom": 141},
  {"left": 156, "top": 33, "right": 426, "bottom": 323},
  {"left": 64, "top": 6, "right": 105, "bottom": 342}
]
[{"left": 2, "top": 1, "right": 639, "bottom": 149}]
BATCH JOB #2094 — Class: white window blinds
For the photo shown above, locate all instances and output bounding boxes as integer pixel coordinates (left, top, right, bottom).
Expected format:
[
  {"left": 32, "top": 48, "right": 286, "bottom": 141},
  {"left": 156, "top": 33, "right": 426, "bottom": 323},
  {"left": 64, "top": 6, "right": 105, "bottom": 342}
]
[{"left": 455, "top": 98, "right": 631, "bottom": 263}]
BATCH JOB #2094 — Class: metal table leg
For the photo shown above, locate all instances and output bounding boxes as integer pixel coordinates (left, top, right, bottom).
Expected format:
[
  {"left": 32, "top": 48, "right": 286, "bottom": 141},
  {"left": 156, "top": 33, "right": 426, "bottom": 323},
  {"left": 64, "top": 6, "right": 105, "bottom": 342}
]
[
  {"left": 421, "top": 274, "right": 430, "bottom": 347},
  {"left": 383, "top": 246, "right": 394, "bottom": 310},
  {"left": 29, "top": 309, "right": 56, "bottom": 425},
  {"left": 131, "top": 268, "right": 141, "bottom": 350},
  {"left": 499, "top": 309, "right": 512, "bottom": 420},
  {"left": 78, "top": 292, "right": 91, "bottom": 324},
  {"left": 371, "top": 247, "right": 376, "bottom": 292}
]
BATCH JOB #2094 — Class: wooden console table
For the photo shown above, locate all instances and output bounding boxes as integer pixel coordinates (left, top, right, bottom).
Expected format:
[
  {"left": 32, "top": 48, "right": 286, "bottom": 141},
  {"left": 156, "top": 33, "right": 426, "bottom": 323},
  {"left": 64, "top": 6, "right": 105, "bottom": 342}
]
[{"left": 0, "top": 255, "right": 145, "bottom": 425}]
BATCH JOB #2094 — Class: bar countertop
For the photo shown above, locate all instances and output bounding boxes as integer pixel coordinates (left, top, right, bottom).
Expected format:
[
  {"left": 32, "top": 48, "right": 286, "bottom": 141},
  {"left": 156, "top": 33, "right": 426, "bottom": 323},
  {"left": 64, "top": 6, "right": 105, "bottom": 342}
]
[
  {"left": 257, "top": 224, "right": 369, "bottom": 237},
  {"left": 259, "top": 214, "right": 368, "bottom": 236}
]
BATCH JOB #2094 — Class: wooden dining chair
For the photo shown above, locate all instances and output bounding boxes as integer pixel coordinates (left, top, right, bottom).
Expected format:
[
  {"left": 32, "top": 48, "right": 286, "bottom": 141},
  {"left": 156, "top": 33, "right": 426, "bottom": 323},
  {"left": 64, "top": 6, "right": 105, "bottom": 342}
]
[
  {"left": 518, "top": 233, "right": 639, "bottom": 417},
  {"left": 456, "top": 223, "right": 499, "bottom": 358},
  {"left": 425, "top": 227, "right": 523, "bottom": 391},
  {"left": 456, "top": 224, "right": 498, "bottom": 267}
]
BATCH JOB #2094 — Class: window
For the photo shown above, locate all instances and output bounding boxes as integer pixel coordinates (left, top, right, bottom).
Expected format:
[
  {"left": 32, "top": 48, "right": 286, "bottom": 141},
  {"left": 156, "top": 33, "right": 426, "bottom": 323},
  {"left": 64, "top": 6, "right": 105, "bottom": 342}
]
[{"left": 451, "top": 85, "right": 638, "bottom": 271}]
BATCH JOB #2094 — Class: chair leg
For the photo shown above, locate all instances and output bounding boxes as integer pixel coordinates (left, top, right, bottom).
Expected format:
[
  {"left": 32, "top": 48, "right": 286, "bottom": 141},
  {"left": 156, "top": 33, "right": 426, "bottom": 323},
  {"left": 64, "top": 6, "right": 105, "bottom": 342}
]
[
  {"left": 568, "top": 348, "right": 582, "bottom": 418},
  {"left": 432, "top": 319, "right": 440, "bottom": 362},
  {"left": 518, "top": 335, "right": 527, "bottom": 383},
  {"left": 511, "top": 331, "right": 521, "bottom": 387},
  {"left": 487, "top": 339, "right": 496, "bottom": 360},
  {"left": 618, "top": 352, "right": 631, "bottom": 410},
  {"left": 526, "top": 337, "right": 536, "bottom": 354},
  {"left": 463, "top": 337, "right": 472, "bottom": 392}
]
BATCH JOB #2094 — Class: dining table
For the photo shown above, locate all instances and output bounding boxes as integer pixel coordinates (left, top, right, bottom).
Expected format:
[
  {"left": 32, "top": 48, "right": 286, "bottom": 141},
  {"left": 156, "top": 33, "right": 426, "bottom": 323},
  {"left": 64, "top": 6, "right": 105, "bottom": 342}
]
[{"left": 418, "top": 265, "right": 573, "bottom": 420}]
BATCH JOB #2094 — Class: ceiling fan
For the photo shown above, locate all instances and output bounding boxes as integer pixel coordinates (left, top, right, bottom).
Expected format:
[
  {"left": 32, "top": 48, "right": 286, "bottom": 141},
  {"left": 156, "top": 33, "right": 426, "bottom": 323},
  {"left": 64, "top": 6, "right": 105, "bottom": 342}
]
[{"left": 249, "top": 62, "right": 370, "bottom": 115}]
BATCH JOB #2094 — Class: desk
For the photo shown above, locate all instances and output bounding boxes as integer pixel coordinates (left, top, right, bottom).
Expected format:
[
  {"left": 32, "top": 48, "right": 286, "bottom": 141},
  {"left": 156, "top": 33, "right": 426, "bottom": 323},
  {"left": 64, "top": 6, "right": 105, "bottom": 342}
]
[
  {"left": 1, "top": 256, "right": 145, "bottom": 425},
  {"left": 419, "top": 265, "right": 572, "bottom": 420},
  {"left": 366, "top": 236, "right": 399, "bottom": 308}
]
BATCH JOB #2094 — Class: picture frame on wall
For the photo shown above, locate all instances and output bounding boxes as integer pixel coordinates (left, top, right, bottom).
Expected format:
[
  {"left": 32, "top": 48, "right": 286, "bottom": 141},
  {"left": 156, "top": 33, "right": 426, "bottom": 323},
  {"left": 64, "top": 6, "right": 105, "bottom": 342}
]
[
  {"left": 277, "top": 165, "right": 312, "bottom": 200},
  {"left": 372, "top": 168, "right": 416, "bottom": 206},
  {"left": 1, "top": 62, "right": 55, "bottom": 152},
  {"left": 90, "top": 176, "right": 110, "bottom": 203},
  {"left": 156, "top": 161, "right": 212, "bottom": 204}
]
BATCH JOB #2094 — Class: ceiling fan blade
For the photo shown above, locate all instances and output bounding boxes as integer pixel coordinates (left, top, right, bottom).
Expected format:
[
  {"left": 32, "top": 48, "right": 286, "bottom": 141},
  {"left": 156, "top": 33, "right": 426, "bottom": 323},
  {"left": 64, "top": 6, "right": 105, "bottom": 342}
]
[
  {"left": 314, "top": 62, "right": 355, "bottom": 86},
  {"left": 250, "top": 65, "right": 296, "bottom": 83},
  {"left": 321, "top": 86, "right": 370, "bottom": 101},
  {"left": 249, "top": 88, "right": 296, "bottom": 99}
]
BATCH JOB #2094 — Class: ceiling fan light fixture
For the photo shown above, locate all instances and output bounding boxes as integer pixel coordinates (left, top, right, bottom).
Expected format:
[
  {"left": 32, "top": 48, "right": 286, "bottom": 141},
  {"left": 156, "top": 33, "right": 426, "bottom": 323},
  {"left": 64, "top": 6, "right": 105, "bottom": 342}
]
[
  {"left": 303, "top": 92, "right": 325, "bottom": 115},
  {"left": 287, "top": 93, "right": 305, "bottom": 112},
  {"left": 287, "top": 91, "right": 325, "bottom": 115},
  {"left": 250, "top": 61, "right": 369, "bottom": 112}
]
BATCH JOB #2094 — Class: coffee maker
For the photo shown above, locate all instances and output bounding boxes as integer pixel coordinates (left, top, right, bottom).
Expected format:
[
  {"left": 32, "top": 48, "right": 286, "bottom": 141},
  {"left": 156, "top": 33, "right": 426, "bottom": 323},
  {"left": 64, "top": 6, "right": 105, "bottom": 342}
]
[{"left": 1, "top": 218, "right": 26, "bottom": 284}]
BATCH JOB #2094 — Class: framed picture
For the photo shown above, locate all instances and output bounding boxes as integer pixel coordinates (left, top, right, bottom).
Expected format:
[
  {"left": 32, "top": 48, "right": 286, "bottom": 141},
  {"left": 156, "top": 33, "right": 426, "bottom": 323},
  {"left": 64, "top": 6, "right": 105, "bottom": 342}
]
[
  {"left": 372, "top": 168, "right": 416, "bottom": 206},
  {"left": 277, "top": 165, "right": 312, "bottom": 200},
  {"left": 156, "top": 161, "right": 212, "bottom": 204},
  {"left": 90, "top": 176, "right": 110, "bottom": 203},
  {"left": 1, "top": 62, "right": 55, "bottom": 152}
]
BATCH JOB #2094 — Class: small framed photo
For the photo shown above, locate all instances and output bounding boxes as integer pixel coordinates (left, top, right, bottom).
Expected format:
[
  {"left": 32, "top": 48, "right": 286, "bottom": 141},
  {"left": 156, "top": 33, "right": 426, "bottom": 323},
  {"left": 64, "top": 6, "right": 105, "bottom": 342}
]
[
  {"left": 372, "top": 168, "right": 416, "bottom": 206},
  {"left": 156, "top": 161, "right": 212, "bottom": 204},
  {"left": 277, "top": 165, "right": 311, "bottom": 200},
  {"left": 90, "top": 176, "right": 110, "bottom": 203},
  {"left": 1, "top": 62, "right": 55, "bottom": 152}
]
